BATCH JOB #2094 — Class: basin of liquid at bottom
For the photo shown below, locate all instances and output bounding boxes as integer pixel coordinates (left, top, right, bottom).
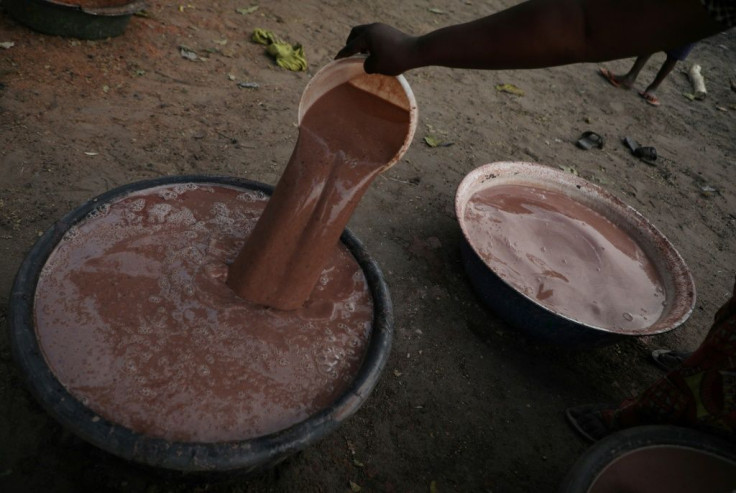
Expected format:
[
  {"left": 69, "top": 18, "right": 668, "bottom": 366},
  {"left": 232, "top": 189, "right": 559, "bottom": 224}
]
[
  {"left": 32, "top": 182, "right": 375, "bottom": 443},
  {"left": 587, "top": 445, "right": 736, "bottom": 493}
]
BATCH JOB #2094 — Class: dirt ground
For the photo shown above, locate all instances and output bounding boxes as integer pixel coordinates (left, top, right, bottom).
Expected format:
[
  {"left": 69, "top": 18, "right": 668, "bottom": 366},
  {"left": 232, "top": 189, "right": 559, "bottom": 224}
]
[{"left": 1, "top": 1, "right": 735, "bottom": 492}]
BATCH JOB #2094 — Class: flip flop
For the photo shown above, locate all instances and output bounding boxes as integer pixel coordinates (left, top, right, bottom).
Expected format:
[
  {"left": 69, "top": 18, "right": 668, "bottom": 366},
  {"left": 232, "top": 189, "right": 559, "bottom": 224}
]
[
  {"left": 634, "top": 146, "right": 657, "bottom": 162},
  {"left": 598, "top": 67, "right": 620, "bottom": 88},
  {"left": 622, "top": 136, "right": 657, "bottom": 164},
  {"left": 651, "top": 349, "right": 692, "bottom": 372},
  {"left": 639, "top": 91, "right": 661, "bottom": 106},
  {"left": 576, "top": 131, "right": 604, "bottom": 150},
  {"left": 565, "top": 403, "right": 618, "bottom": 442},
  {"left": 623, "top": 136, "right": 639, "bottom": 154}
]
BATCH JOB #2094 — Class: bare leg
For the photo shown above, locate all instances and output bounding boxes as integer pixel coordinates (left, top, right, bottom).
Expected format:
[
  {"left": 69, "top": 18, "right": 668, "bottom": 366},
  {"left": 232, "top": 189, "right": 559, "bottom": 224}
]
[
  {"left": 639, "top": 55, "right": 679, "bottom": 106},
  {"left": 600, "top": 55, "right": 652, "bottom": 89},
  {"left": 644, "top": 55, "right": 679, "bottom": 93},
  {"left": 618, "top": 54, "right": 652, "bottom": 88}
]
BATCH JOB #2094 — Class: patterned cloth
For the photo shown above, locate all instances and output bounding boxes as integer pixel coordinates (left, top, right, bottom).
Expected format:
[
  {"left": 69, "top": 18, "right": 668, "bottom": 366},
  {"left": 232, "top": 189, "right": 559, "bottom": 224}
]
[
  {"left": 665, "top": 43, "right": 696, "bottom": 61},
  {"left": 701, "top": 0, "right": 736, "bottom": 28},
  {"left": 601, "top": 278, "right": 736, "bottom": 440}
]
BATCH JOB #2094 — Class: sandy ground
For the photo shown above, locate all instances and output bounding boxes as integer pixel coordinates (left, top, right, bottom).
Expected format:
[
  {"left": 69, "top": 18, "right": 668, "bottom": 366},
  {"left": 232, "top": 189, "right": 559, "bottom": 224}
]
[{"left": 1, "top": 1, "right": 735, "bottom": 492}]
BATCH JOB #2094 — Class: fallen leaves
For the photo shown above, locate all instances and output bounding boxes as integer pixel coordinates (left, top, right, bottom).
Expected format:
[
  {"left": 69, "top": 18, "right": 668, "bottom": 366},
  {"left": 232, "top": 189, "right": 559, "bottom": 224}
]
[
  {"left": 236, "top": 5, "right": 259, "bottom": 15},
  {"left": 423, "top": 135, "right": 453, "bottom": 148},
  {"left": 495, "top": 83, "right": 524, "bottom": 96},
  {"left": 179, "top": 46, "right": 199, "bottom": 61}
]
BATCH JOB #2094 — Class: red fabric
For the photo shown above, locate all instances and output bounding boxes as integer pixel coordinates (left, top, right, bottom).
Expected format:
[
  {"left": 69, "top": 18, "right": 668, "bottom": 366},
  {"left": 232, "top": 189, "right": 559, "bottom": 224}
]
[{"left": 602, "top": 278, "right": 736, "bottom": 440}]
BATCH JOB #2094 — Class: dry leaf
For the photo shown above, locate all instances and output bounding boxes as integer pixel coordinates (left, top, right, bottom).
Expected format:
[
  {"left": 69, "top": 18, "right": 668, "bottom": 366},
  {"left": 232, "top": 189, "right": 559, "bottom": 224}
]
[
  {"left": 495, "top": 83, "right": 524, "bottom": 96},
  {"left": 236, "top": 6, "right": 259, "bottom": 15}
]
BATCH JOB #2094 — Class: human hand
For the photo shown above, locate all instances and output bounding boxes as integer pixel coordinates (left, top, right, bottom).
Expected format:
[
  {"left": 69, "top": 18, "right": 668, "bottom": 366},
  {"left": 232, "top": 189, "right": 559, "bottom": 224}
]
[{"left": 335, "top": 23, "right": 417, "bottom": 76}]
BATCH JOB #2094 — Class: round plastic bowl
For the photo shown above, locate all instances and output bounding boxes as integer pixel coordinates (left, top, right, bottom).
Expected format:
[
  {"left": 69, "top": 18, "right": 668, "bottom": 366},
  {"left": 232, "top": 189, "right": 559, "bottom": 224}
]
[
  {"left": 8, "top": 175, "right": 393, "bottom": 473},
  {"left": 298, "top": 56, "right": 418, "bottom": 173},
  {"left": 560, "top": 426, "right": 736, "bottom": 493},
  {"left": 455, "top": 162, "right": 696, "bottom": 346}
]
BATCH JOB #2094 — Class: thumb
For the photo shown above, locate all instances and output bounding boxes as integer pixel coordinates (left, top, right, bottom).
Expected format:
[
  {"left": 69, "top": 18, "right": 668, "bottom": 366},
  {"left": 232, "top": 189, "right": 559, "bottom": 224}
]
[
  {"left": 335, "top": 37, "right": 368, "bottom": 60},
  {"left": 363, "top": 54, "right": 380, "bottom": 74}
]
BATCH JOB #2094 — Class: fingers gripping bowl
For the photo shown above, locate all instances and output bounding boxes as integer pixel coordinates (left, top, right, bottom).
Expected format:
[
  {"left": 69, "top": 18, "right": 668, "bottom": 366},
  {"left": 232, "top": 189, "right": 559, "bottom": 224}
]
[{"left": 455, "top": 162, "right": 696, "bottom": 346}]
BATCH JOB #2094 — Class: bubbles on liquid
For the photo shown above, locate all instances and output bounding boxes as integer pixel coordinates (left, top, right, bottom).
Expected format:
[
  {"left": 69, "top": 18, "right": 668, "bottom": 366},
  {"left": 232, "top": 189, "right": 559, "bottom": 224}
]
[
  {"left": 174, "top": 183, "right": 197, "bottom": 196},
  {"left": 64, "top": 226, "right": 80, "bottom": 243},
  {"left": 211, "top": 202, "right": 230, "bottom": 217},
  {"left": 166, "top": 207, "right": 197, "bottom": 226},
  {"left": 315, "top": 346, "right": 346, "bottom": 375},
  {"left": 148, "top": 295, "right": 162, "bottom": 304},
  {"left": 197, "top": 365, "right": 211, "bottom": 377},
  {"left": 128, "top": 198, "right": 146, "bottom": 212},
  {"left": 86, "top": 203, "right": 111, "bottom": 221},
  {"left": 236, "top": 190, "right": 268, "bottom": 202},
  {"left": 158, "top": 190, "right": 179, "bottom": 201},
  {"left": 148, "top": 203, "right": 173, "bottom": 223}
]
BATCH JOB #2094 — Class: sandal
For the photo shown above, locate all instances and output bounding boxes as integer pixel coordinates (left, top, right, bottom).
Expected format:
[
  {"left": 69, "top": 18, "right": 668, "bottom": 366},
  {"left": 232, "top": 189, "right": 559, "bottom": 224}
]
[
  {"left": 651, "top": 349, "right": 692, "bottom": 372},
  {"left": 565, "top": 403, "right": 618, "bottom": 442},
  {"left": 634, "top": 146, "right": 657, "bottom": 162},
  {"left": 639, "top": 91, "right": 661, "bottom": 107},
  {"left": 598, "top": 67, "right": 621, "bottom": 88},
  {"left": 622, "top": 136, "right": 657, "bottom": 164},
  {"left": 576, "top": 131, "right": 604, "bottom": 150}
]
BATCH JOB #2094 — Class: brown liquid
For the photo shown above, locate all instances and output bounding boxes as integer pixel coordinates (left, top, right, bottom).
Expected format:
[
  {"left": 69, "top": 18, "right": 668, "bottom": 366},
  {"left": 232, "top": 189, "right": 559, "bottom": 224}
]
[
  {"left": 589, "top": 446, "right": 736, "bottom": 493},
  {"left": 34, "top": 77, "right": 411, "bottom": 442},
  {"left": 34, "top": 185, "right": 374, "bottom": 442},
  {"left": 463, "top": 184, "right": 665, "bottom": 330},
  {"left": 228, "top": 82, "right": 410, "bottom": 310}
]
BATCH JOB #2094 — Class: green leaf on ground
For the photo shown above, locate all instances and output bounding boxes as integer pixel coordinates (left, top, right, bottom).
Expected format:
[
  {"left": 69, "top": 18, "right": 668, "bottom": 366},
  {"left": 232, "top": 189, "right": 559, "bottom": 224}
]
[
  {"left": 495, "top": 83, "right": 524, "bottom": 96},
  {"left": 236, "top": 6, "right": 259, "bottom": 15}
]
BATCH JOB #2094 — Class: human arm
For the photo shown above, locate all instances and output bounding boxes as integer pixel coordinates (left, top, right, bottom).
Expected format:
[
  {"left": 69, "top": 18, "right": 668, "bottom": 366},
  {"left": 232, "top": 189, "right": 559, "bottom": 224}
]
[{"left": 336, "top": 0, "right": 726, "bottom": 75}]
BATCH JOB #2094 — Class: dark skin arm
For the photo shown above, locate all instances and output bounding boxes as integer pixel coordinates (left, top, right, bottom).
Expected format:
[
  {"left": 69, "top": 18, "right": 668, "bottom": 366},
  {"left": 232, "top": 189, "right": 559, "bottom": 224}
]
[{"left": 336, "top": 0, "right": 725, "bottom": 75}]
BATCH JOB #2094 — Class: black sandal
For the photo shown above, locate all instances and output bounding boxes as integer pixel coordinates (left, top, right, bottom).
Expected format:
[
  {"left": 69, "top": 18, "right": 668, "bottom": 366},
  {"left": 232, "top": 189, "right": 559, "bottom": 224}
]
[
  {"left": 565, "top": 403, "right": 618, "bottom": 442},
  {"left": 650, "top": 349, "right": 692, "bottom": 372},
  {"left": 576, "top": 131, "right": 604, "bottom": 150}
]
